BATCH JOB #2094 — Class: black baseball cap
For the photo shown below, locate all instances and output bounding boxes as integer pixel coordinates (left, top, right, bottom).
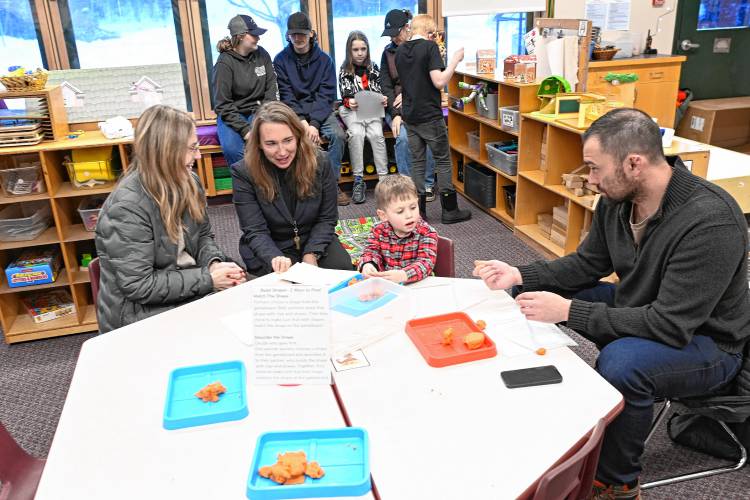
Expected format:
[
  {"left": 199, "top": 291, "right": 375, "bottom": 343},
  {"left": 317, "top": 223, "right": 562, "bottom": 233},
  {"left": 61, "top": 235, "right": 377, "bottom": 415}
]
[
  {"left": 287, "top": 12, "right": 312, "bottom": 35},
  {"left": 382, "top": 9, "right": 411, "bottom": 37},
  {"left": 228, "top": 15, "right": 267, "bottom": 37}
]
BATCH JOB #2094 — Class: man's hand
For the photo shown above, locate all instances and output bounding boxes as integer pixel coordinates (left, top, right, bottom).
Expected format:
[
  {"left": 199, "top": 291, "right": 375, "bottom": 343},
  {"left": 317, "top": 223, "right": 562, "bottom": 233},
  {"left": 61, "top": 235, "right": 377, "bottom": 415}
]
[
  {"left": 371, "top": 269, "right": 408, "bottom": 284},
  {"left": 393, "top": 93, "right": 402, "bottom": 109},
  {"left": 450, "top": 47, "right": 465, "bottom": 65},
  {"left": 515, "top": 292, "right": 572, "bottom": 323},
  {"left": 391, "top": 115, "right": 402, "bottom": 137},
  {"left": 360, "top": 263, "right": 378, "bottom": 276},
  {"left": 302, "top": 253, "right": 319, "bottom": 266},
  {"left": 472, "top": 260, "right": 522, "bottom": 290},
  {"left": 349, "top": 98, "right": 359, "bottom": 110},
  {"left": 271, "top": 256, "right": 292, "bottom": 273}
]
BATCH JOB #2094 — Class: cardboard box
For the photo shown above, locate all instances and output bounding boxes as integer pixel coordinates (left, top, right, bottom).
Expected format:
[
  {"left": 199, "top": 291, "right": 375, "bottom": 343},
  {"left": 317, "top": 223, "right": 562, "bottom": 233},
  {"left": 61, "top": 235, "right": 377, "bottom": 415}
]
[
  {"left": 5, "top": 247, "right": 61, "bottom": 288},
  {"left": 476, "top": 49, "right": 496, "bottom": 75},
  {"left": 21, "top": 289, "right": 76, "bottom": 323},
  {"left": 503, "top": 55, "right": 536, "bottom": 83},
  {"left": 676, "top": 97, "right": 750, "bottom": 152}
]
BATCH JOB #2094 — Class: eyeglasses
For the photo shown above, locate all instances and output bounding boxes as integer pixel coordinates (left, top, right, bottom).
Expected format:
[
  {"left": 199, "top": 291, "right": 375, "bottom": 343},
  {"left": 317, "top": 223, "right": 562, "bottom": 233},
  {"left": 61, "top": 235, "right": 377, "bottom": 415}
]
[{"left": 188, "top": 144, "right": 201, "bottom": 153}]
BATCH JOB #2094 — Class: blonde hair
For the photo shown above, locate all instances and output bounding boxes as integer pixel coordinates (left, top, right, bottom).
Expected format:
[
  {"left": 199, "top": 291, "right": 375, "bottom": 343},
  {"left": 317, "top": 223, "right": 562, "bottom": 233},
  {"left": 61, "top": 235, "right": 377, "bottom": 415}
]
[
  {"left": 375, "top": 174, "right": 417, "bottom": 209},
  {"left": 216, "top": 34, "right": 244, "bottom": 53},
  {"left": 411, "top": 14, "right": 436, "bottom": 36},
  {"left": 244, "top": 101, "right": 320, "bottom": 202},
  {"left": 132, "top": 105, "right": 205, "bottom": 243}
]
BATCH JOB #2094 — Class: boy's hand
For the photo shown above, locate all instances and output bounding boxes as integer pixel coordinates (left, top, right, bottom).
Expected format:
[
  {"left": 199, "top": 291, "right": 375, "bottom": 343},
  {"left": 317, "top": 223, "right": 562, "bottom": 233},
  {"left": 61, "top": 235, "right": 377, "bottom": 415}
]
[
  {"left": 349, "top": 98, "right": 359, "bottom": 110},
  {"left": 371, "top": 269, "right": 408, "bottom": 284},
  {"left": 361, "top": 263, "right": 378, "bottom": 276}
]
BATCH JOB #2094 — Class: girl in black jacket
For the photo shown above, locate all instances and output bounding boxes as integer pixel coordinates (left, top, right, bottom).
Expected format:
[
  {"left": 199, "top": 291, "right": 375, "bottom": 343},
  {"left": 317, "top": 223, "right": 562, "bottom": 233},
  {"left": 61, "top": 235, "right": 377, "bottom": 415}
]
[{"left": 338, "top": 31, "right": 389, "bottom": 204}]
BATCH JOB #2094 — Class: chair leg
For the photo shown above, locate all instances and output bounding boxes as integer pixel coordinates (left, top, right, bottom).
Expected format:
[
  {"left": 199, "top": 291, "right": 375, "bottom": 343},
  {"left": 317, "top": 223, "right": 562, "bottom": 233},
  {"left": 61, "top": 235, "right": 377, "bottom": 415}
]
[
  {"left": 644, "top": 399, "right": 671, "bottom": 445},
  {"left": 642, "top": 420, "right": 748, "bottom": 490}
]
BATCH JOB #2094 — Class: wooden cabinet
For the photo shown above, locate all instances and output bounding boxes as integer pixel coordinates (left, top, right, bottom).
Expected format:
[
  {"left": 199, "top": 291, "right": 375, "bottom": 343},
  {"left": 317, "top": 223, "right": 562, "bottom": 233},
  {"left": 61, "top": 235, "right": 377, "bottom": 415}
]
[
  {"left": 587, "top": 55, "right": 686, "bottom": 128},
  {"left": 0, "top": 131, "right": 131, "bottom": 343}
]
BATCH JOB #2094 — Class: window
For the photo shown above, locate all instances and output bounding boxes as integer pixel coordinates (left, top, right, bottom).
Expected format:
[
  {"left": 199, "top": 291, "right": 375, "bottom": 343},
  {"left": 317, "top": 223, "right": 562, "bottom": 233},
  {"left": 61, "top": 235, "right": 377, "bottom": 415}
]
[
  {"left": 328, "top": 0, "right": 426, "bottom": 96},
  {"left": 200, "top": 0, "right": 303, "bottom": 109},
  {"left": 698, "top": 0, "right": 749, "bottom": 30},
  {"left": 0, "top": 1, "right": 47, "bottom": 71},
  {"left": 447, "top": 13, "right": 528, "bottom": 72}
]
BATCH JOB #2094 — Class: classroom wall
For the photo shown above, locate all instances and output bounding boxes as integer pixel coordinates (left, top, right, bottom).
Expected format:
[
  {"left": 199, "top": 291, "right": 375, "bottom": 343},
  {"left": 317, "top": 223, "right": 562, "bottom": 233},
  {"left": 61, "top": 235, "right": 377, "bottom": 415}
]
[{"left": 554, "top": 0, "right": 679, "bottom": 55}]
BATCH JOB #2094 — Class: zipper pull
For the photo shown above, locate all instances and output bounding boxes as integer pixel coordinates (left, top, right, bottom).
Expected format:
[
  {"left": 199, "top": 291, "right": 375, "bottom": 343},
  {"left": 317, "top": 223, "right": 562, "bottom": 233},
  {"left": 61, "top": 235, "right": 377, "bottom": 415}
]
[{"left": 293, "top": 221, "right": 301, "bottom": 251}]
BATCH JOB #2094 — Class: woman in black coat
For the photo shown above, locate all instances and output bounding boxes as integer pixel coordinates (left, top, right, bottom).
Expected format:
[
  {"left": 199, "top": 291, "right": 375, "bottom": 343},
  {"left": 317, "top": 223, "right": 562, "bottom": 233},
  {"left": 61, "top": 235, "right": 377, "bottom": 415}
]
[{"left": 231, "top": 101, "right": 353, "bottom": 275}]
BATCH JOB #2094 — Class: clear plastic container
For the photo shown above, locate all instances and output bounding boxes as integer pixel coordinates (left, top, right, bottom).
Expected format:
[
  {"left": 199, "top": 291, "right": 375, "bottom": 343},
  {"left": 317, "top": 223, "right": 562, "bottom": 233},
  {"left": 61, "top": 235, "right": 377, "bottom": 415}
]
[
  {"left": 486, "top": 141, "right": 519, "bottom": 176},
  {"left": 466, "top": 130, "right": 480, "bottom": 152},
  {"left": 0, "top": 201, "right": 52, "bottom": 242},
  {"left": 77, "top": 196, "right": 106, "bottom": 232},
  {"left": 328, "top": 277, "right": 411, "bottom": 356},
  {"left": 500, "top": 105, "right": 520, "bottom": 133},
  {"left": 0, "top": 164, "right": 46, "bottom": 196}
]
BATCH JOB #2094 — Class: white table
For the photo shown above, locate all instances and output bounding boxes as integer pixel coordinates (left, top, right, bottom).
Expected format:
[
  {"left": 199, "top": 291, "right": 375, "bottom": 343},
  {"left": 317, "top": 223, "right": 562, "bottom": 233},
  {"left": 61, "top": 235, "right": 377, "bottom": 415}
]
[
  {"left": 35, "top": 278, "right": 374, "bottom": 500},
  {"left": 333, "top": 277, "right": 623, "bottom": 500}
]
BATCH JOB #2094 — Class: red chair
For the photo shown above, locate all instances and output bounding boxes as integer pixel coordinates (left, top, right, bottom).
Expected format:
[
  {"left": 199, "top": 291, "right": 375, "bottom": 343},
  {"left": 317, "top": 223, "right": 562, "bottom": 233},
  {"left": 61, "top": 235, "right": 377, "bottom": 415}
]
[
  {"left": 0, "top": 422, "right": 46, "bottom": 500},
  {"left": 532, "top": 418, "right": 607, "bottom": 500},
  {"left": 434, "top": 236, "right": 455, "bottom": 278},
  {"left": 89, "top": 257, "right": 100, "bottom": 307}
]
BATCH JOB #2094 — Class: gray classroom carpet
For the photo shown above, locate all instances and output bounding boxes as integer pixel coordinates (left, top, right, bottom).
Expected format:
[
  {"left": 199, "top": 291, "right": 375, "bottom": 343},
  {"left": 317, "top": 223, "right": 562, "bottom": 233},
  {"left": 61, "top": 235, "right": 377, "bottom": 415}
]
[{"left": 1, "top": 190, "right": 748, "bottom": 499}]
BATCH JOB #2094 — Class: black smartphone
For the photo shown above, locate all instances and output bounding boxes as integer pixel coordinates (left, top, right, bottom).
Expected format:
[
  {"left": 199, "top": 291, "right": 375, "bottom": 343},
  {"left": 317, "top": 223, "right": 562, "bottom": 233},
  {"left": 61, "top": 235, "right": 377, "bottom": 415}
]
[{"left": 500, "top": 365, "right": 563, "bottom": 389}]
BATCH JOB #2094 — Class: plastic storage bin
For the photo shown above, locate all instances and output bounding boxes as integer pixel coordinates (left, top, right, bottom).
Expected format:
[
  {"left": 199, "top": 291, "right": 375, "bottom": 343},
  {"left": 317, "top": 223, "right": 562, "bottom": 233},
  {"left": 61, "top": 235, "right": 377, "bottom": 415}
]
[
  {"left": 486, "top": 141, "right": 519, "bottom": 176},
  {"left": 503, "top": 185, "right": 516, "bottom": 217},
  {"left": 466, "top": 130, "right": 480, "bottom": 153},
  {"left": 77, "top": 196, "right": 106, "bottom": 231},
  {"left": 476, "top": 92, "right": 498, "bottom": 120},
  {"left": 64, "top": 146, "right": 120, "bottom": 188},
  {"left": 0, "top": 164, "right": 46, "bottom": 196},
  {"left": 500, "top": 105, "right": 520, "bottom": 133},
  {"left": 328, "top": 277, "right": 411, "bottom": 356},
  {"left": 0, "top": 201, "right": 51, "bottom": 242},
  {"left": 464, "top": 162, "right": 496, "bottom": 208}
]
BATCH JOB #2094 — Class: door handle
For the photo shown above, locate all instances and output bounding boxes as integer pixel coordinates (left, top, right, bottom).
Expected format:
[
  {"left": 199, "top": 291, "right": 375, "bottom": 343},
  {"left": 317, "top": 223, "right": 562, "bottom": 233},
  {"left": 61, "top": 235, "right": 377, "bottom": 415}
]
[{"left": 680, "top": 39, "right": 701, "bottom": 51}]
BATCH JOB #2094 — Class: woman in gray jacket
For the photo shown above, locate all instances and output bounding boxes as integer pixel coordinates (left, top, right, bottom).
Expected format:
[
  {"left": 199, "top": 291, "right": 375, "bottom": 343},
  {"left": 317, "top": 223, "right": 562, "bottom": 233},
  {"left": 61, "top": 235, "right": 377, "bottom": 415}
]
[{"left": 95, "top": 105, "right": 246, "bottom": 333}]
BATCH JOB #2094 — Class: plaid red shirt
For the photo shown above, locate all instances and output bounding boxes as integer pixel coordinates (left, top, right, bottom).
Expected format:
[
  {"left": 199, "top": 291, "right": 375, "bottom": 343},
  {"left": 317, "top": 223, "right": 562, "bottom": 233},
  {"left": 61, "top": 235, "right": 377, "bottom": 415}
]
[{"left": 358, "top": 219, "right": 438, "bottom": 283}]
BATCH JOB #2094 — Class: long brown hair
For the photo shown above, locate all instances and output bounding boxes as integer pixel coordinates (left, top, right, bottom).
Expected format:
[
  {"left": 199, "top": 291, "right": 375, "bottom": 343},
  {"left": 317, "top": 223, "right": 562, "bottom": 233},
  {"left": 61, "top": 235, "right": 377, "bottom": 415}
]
[
  {"left": 132, "top": 105, "right": 205, "bottom": 243},
  {"left": 340, "top": 31, "right": 372, "bottom": 76},
  {"left": 216, "top": 34, "right": 244, "bottom": 53},
  {"left": 244, "top": 101, "right": 319, "bottom": 202}
]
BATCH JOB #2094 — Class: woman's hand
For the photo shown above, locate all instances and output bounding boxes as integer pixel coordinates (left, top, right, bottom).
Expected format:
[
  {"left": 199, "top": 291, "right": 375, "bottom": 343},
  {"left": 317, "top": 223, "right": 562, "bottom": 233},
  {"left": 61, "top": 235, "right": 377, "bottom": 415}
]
[
  {"left": 394, "top": 93, "right": 402, "bottom": 109},
  {"left": 210, "top": 261, "right": 247, "bottom": 290},
  {"left": 349, "top": 98, "right": 358, "bottom": 110},
  {"left": 381, "top": 95, "right": 388, "bottom": 107},
  {"left": 361, "top": 263, "right": 378, "bottom": 276},
  {"left": 271, "top": 256, "right": 293, "bottom": 273},
  {"left": 302, "top": 253, "right": 319, "bottom": 266},
  {"left": 371, "top": 269, "right": 408, "bottom": 284},
  {"left": 306, "top": 124, "right": 321, "bottom": 145}
]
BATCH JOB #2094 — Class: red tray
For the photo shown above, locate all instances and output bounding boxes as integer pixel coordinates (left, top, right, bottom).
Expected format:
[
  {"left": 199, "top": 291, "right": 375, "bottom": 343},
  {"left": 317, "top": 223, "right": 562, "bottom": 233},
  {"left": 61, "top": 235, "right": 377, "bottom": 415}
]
[{"left": 405, "top": 312, "right": 496, "bottom": 367}]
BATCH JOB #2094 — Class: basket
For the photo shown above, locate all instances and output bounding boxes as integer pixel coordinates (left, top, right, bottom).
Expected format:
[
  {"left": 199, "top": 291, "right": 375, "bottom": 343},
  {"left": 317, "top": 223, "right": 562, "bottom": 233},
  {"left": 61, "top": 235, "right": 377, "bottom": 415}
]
[
  {"left": 591, "top": 48, "right": 619, "bottom": 61},
  {"left": 0, "top": 70, "right": 48, "bottom": 92}
]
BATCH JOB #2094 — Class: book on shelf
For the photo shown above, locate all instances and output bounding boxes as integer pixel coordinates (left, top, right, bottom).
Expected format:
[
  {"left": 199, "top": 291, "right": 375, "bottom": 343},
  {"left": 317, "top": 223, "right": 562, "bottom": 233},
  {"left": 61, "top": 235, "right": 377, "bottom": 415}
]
[{"left": 21, "top": 289, "right": 76, "bottom": 324}]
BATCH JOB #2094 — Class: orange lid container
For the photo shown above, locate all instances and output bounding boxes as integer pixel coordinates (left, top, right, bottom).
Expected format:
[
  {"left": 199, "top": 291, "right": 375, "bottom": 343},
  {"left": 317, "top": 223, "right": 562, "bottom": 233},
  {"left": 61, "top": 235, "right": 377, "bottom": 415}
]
[{"left": 405, "top": 312, "right": 497, "bottom": 367}]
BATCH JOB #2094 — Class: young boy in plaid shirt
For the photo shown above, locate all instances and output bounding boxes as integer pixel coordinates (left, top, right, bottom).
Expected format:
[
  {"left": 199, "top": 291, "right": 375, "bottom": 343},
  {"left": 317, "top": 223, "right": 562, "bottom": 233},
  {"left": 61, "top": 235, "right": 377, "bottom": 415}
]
[{"left": 358, "top": 175, "right": 438, "bottom": 284}]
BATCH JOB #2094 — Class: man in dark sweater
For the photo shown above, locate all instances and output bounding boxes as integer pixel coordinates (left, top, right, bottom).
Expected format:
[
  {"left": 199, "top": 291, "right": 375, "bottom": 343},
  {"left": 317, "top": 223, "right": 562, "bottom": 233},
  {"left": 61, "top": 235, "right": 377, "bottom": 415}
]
[
  {"left": 273, "top": 12, "right": 349, "bottom": 206},
  {"left": 474, "top": 108, "right": 750, "bottom": 499}
]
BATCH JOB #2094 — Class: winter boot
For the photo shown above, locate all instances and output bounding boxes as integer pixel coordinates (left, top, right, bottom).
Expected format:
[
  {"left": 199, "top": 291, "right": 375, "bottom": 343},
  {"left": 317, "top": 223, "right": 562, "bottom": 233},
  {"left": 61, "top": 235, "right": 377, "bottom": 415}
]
[
  {"left": 419, "top": 194, "right": 428, "bottom": 221},
  {"left": 440, "top": 191, "right": 471, "bottom": 224}
]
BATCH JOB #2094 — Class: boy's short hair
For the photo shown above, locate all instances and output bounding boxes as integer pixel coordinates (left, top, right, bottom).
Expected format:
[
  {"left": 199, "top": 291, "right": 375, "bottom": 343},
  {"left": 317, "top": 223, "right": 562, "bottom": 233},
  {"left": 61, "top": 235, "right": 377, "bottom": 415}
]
[
  {"left": 411, "top": 14, "right": 436, "bottom": 36},
  {"left": 375, "top": 174, "right": 418, "bottom": 209}
]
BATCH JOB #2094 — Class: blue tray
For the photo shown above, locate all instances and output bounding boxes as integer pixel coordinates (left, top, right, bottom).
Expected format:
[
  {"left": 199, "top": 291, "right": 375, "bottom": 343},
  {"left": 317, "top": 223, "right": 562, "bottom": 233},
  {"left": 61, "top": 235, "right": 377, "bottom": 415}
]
[
  {"left": 246, "top": 427, "right": 371, "bottom": 499},
  {"left": 163, "top": 360, "right": 248, "bottom": 430},
  {"left": 330, "top": 291, "right": 397, "bottom": 317}
]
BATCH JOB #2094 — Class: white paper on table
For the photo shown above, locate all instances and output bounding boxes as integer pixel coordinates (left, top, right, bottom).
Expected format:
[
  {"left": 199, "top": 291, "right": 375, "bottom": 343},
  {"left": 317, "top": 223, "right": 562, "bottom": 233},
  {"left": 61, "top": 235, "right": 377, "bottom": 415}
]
[
  {"left": 478, "top": 303, "right": 577, "bottom": 355},
  {"left": 353, "top": 90, "right": 385, "bottom": 121},
  {"left": 534, "top": 34, "right": 552, "bottom": 81},
  {"left": 278, "top": 262, "right": 351, "bottom": 287},
  {"left": 547, "top": 37, "right": 566, "bottom": 77},
  {"left": 220, "top": 310, "right": 254, "bottom": 346},
  {"left": 563, "top": 35, "right": 579, "bottom": 88},
  {"left": 250, "top": 285, "right": 330, "bottom": 385},
  {"left": 410, "top": 284, "right": 457, "bottom": 318}
]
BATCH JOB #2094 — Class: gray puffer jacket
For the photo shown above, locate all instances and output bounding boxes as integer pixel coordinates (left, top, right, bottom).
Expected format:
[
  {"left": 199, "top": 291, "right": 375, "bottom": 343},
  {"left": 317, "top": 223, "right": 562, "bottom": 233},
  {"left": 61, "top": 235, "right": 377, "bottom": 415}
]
[{"left": 94, "top": 171, "right": 228, "bottom": 333}]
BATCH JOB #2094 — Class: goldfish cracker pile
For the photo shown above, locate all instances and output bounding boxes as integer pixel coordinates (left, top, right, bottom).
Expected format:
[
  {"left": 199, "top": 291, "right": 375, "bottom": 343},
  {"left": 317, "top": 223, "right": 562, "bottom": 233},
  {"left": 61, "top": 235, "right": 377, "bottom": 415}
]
[
  {"left": 259, "top": 451, "right": 325, "bottom": 485},
  {"left": 194, "top": 381, "right": 226, "bottom": 402}
]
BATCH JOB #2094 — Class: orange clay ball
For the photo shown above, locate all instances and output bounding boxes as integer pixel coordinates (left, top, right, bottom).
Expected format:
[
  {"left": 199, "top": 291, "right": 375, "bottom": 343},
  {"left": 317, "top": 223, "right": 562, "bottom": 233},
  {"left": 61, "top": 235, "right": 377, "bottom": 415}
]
[
  {"left": 463, "top": 331, "right": 485, "bottom": 350},
  {"left": 476, "top": 319, "right": 487, "bottom": 331},
  {"left": 442, "top": 327, "right": 454, "bottom": 346},
  {"left": 536, "top": 347, "right": 547, "bottom": 355}
]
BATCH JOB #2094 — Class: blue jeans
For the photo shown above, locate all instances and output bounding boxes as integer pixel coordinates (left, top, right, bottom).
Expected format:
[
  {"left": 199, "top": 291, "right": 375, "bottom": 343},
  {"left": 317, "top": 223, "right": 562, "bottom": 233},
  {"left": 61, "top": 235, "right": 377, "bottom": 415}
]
[
  {"left": 385, "top": 114, "right": 434, "bottom": 189},
  {"left": 548, "top": 283, "right": 743, "bottom": 485},
  {"left": 319, "top": 112, "right": 346, "bottom": 181},
  {"left": 217, "top": 115, "right": 253, "bottom": 167}
]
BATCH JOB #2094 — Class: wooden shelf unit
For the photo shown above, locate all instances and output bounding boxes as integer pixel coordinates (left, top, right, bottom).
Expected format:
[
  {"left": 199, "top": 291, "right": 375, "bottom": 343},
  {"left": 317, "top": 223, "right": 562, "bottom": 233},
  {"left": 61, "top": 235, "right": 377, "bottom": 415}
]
[
  {"left": 448, "top": 71, "right": 539, "bottom": 228},
  {"left": 0, "top": 131, "right": 128, "bottom": 343},
  {"left": 0, "top": 86, "right": 70, "bottom": 143}
]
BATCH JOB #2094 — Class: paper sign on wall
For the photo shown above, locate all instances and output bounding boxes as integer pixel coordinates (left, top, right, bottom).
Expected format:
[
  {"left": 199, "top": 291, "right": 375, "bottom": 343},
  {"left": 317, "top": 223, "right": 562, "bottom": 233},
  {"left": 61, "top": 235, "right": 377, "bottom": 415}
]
[{"left": 251, "top": 285, "right": 330, "bottom": 385}]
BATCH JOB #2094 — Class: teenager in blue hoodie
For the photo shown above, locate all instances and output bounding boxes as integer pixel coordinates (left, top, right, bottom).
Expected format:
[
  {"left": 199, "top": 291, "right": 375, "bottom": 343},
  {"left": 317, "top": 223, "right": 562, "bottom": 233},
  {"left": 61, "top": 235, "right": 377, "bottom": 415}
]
[{"left": 273, "top": 12, "right": 350, "bottom": 206}]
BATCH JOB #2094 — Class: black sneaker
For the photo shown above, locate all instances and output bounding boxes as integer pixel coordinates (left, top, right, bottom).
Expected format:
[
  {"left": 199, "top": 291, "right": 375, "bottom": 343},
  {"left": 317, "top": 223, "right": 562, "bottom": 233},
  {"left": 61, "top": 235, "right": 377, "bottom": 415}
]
[
  {"left": 425, "top": 186, "right": 436, "bottom": 202},
  {"left": 352, "top": 180, "right": 366, "bottom": 204}
]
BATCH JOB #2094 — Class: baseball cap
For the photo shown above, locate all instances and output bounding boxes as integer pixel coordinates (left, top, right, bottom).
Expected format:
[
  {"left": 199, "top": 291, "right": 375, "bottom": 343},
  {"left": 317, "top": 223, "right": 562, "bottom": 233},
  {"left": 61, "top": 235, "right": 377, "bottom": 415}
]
[
  {"left": 382, "top": 9, "right": 411, "bottom": 37},
  {"left": 287, "top": 12, "right": 313, "bottom": 35},
  {"left": 228, "top": 14, "right": 267, "bottom": 37}
]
